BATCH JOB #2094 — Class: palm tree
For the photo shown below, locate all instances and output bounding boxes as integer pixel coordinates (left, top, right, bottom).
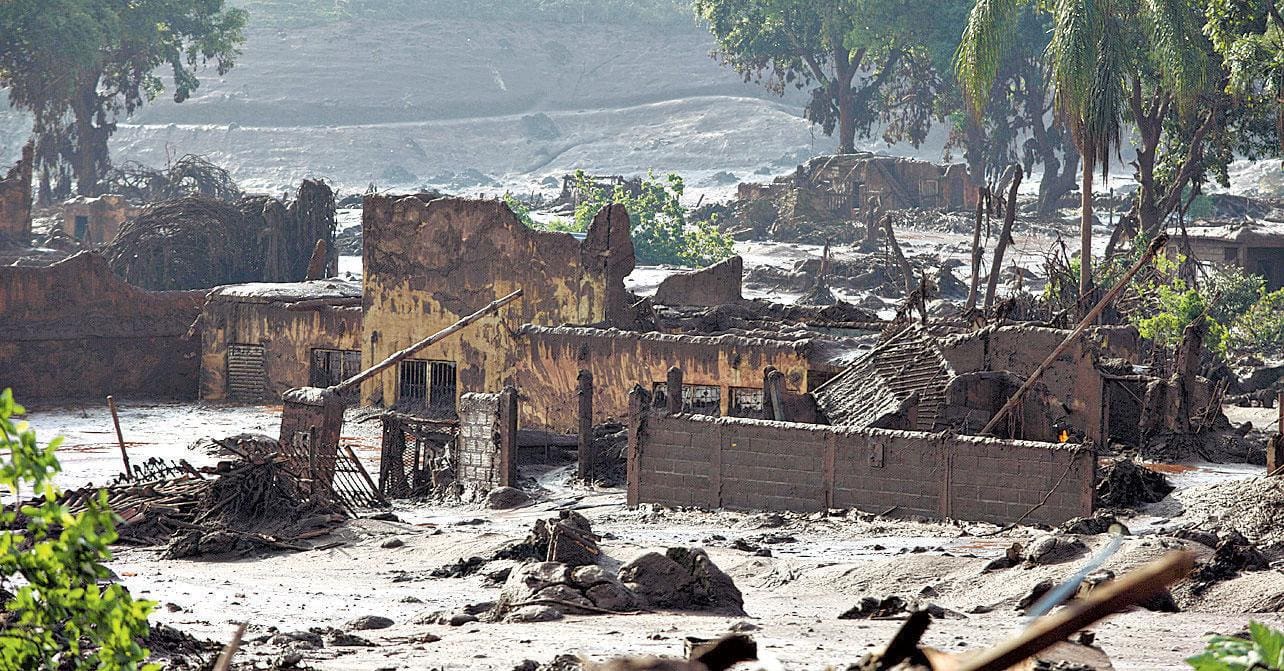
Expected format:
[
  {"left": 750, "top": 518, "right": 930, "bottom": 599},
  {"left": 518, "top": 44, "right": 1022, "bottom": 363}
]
[{"left": 955, "top": 0, "right": 1207, "bottom": 297}]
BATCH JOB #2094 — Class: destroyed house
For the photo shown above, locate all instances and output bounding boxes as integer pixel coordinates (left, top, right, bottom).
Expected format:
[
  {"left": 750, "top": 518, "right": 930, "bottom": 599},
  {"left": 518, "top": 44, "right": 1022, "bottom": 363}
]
[
  {"left": 1180, "top": 221, "right": 1284, "bottom": 290},
  {"left": 359, "top": 194, "right": 849, "bottom": 432},
  {"left": 199, "top": 280, "right": 363, "bottom": 402},
  {"left": 738, "top": 154, "right": 976, "bottom": 223},
  {"left": 62, "top": 194, "right": 139, "bottom": 245},
  {"left": 814, "top": 324, "right": 1139, "bottom": 445}
]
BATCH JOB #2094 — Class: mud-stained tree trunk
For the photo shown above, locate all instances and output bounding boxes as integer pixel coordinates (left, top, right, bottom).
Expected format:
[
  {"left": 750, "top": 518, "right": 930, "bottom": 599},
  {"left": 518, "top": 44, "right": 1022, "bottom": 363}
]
[
  {"left": 964, "top": 187, "right": 987, "bottom": 311},
  {"left": 1128, "top": 79, "right": 1220, "bottom": 239},
  {"left": 984, "top": 165, "right": 1023, "bottom": 311},
  {"left": 69, "top": 73, "right": 113, "bottom": 197},
  {"left": 1080, "top": 146, "right": 1095, "bottom": 296},
  {"left": 834, "top": 44, "right": 859, "bottom": 154}
]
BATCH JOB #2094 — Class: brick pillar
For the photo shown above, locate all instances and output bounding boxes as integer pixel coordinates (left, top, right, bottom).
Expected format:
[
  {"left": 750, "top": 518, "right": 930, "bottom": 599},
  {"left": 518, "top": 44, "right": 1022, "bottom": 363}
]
[
  {"left": 499, "top": 386, "right": 519, "bottom": 487},
  {"left": 577, "top": 370, "right": 594, "bottom": 481},
  {"left": 626, "top": 385, "right": 647, "bottom": 507},
  {"left": 666, "top": 366, "right": 683, "bottom": 415}
]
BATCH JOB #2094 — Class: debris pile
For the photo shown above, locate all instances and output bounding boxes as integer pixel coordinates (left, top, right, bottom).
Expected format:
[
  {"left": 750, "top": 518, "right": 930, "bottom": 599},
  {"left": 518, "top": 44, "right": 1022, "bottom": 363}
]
[
  {"left": 1095, "top": 457, "right": 1174, "bottom": 508},
  {"left": 1175, "top": 476, "right": 1284, "bottom": 550},
  {"left": 55, "top": 444, "right": 347, "bottom": 559}
]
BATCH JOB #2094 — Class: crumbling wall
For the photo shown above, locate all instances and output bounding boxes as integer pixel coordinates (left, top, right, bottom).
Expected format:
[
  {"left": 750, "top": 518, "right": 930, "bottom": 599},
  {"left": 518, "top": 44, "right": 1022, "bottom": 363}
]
[
  {"left": 654, "top": 255, "right": 743, "bottom": 307},
  {"left": 0, "top": 143, "right": 33, "bottom": 244},
  {"left": 514, "top": 325, "right": 836, "bottom": 433},
  {"left": 199, "top": 281, "right": 363, "bottom": 401},
  {"left": 62, "top": 194, "right": 139, "bottom": 245},
  {"left": 0, "top": 252, "right": 203, "bottom": 399},
  {"left": 361, "top": 196, "right": 634, "bottom": 409},
  {"left": 627, "top": 410, "right": 1093, "bottom": 526},
  {"left": 939, "top": 325, "right": 1138, "bottom": 444}
]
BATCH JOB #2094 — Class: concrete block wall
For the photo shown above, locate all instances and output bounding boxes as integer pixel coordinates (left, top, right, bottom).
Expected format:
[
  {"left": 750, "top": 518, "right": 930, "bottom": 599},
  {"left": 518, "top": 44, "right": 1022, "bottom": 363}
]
[
  {"left": 458, "top": 392, "right": 506, "bottom": 488},
  {"left": 628, "top": 411, "right": 1093, "bottom": 526}
]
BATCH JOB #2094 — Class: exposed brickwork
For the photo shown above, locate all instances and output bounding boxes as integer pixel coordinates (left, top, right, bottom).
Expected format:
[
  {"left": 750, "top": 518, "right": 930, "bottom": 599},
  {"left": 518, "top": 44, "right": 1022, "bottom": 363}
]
[
  {"left": 628, "top": 412, "right": 1093, "bottom": 526},
  {"left": 458, "top": 392, "right": 505, "bottom": 488}
]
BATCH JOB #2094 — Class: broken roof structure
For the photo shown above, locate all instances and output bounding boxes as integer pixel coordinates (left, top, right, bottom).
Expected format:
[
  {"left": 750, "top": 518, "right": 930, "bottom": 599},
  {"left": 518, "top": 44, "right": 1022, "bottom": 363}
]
[{"left": 1180, "top": 220, "right": 1284, "bottom": 289}]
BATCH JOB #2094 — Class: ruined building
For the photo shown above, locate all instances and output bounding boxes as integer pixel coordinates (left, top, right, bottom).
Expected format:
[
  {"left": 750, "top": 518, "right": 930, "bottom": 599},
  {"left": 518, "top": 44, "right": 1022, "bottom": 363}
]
[
  {"left": 1179, "top": 221, "right": 1284, "bottom": 290},
  {"left": 62, "top": 194, "right": 140, "bottom": 244},
  {"left": 0, "top": 143, "right": 33, "bottom": 246},
  {"left": 735, "top": 154, "right": 976, "bottom": 238}
]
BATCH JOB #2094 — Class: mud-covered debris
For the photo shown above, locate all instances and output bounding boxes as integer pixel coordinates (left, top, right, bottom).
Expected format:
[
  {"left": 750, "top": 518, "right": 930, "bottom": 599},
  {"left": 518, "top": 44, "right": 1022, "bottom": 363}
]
[
  {"left": 508, "top": 605, "right": 564, "bottom": 622},
  {"left": 981, "top": 543, "right": 1024, "bottom": 572},
  {"left": 1189, "top": 529, "right": 1271, "bottom": 594},
  {"left": 513, "top": 654, "right": 583, "bottom": 671},
  {"left": 838, "top": 596, "right": 959, "bottom": 620},
  {"left": 619, "top": 547, "right": 745, "bottom": 615},
  {"left": 1175, "top": 477, "right": 1284, "bottom": 549},
  {"left": 144, "top": 623, "right": 221, "bottom": 669},
  {"left": 487, "top": 486, "right": 532, "bottom": 510},
  {"left": 491, "top": 560, "right": 640, "bottom": 620},
  {"left": 345, "top": 615, "right": 393, "bottom": 630},
  {"left": 1023, "top": 534, "right": 1089, "bottom": 565},
  {"left": 1096, "top": 458, "right": 1174, "bottom": 508},
  {"left": 1058, "top": 512, "right": 1124, "bottom": 535}
]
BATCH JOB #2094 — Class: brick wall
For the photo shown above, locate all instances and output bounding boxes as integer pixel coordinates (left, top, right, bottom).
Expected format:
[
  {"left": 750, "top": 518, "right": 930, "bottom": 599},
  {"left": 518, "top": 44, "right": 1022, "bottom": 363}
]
[
  {"left": 627, "top": 410, "right": 1093, "bottom": 526},
  {"left": 458, "top": 392, "right": 509, "bottom": 488}
]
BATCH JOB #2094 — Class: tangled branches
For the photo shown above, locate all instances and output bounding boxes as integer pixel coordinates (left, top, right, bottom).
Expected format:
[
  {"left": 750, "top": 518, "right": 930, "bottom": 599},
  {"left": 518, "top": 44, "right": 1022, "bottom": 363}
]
[
  {"left": 104, "top": 154, "right": 241, "bottom": 203},
  {"left": 103, "top": 180, "right": 336, "bottom": 290}
]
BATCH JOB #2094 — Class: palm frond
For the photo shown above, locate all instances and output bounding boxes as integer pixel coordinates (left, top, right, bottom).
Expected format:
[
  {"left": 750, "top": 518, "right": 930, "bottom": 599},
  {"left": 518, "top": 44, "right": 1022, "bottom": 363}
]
[
  {"left": 953, "top": 0, "right": 1026, "bottom": 116},
  {"left": 1143, "top": 0, "right": 1210, "bottom": 112}
]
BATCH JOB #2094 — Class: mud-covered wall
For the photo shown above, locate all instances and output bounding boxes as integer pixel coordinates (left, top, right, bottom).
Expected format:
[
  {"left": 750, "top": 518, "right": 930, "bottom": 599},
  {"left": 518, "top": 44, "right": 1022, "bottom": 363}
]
[
  {"left": 939, "top": 325, "right": 1137, "bottom": 444},
  {"left": 513, "top": 326, "right": 835, "bottom": 432},
  {"left": 62, "top": 195, "right": 139, "bottom": 245},
  {"left": 628, "top": 410, "right": 1094, "bottom": 525},
  {"left": 0, "top": 143, "right": 32, "bottom": 243},
  {"left": 199, "top": 287, "right": 363, "bottom": 401},
  {"left": 360, "top": 195, "right": 634, "bottom": 409},
  {"left": 0, "top": 252, "right": 204, "bottom": 399}
]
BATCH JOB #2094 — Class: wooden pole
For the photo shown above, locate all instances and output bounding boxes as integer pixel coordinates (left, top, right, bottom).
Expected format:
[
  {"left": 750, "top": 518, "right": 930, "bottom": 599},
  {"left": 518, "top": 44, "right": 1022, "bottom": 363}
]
[
  {"left": 980, "top": 234, "right": 1168, "bottom": 436},
  {"left": 964, "top": 187, "right": 986, "bottom": 311},
  {"left": 212, "top": 622, "right": 247, "bottom": 671},
  {"left": 106, "top": 395, "right": 131, "bottom": 479},
  {"left": 333, "top": 289, "right": 522, "bottom": 395},
  {"left": 957, "top": 551, "right": 1194, "bottom": 671}
]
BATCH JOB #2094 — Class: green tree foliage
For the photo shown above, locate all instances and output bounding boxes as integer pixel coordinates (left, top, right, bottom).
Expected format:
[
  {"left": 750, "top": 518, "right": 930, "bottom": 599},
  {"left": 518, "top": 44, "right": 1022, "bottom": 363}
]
[
  {"left": 1229, "top": 287, "right": 1284, "bottom": 352},
  {"left": 1188, "top": 621, "right": 1284, "bottom": 670},
  {"left": 509, "top": 172, "right": 734, "bottom": 267},
  {"left": 694, "top": 0, "right": 969, "bottom": 153},
  {"left": 0, "top": 388, "right": 156, "bottom": 669},
  {"left": 1206, "top": 264, "right": 1267, "bottom": 324},
  {"left": 1204, "top": 0, "right": 1284, "bottom": 153},
  {"left": 0, "top": 0, "right": 248, "bottom": 196},
  {"left": 1134, "top": 279, "right": 1229, "bottom": 352},
  {"left": 956, "top": 0, "right": 1222, "bottom": 294}
]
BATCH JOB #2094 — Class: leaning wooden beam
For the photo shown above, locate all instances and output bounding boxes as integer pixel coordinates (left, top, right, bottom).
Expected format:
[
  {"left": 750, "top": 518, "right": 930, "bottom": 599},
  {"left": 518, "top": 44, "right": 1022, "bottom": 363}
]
[
  {"left": 963, "top": 187, "right": 987, "bottom": 312},
  {"left": 332, "top": 289, "right": 523, "bottom": 395},
  {"left": 980, "top": 234, "right": 1168, "bottom": 436}
]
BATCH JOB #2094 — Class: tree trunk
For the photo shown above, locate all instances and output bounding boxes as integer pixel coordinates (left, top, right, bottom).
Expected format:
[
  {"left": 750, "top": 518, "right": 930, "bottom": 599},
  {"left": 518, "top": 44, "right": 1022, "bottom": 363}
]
[
  {"left": 70, "top": 76, "right": 109, "bottom": 197},
  {"left": 984, "top": 165, "right": 1023, "bottom": 311},
  {"left": 1133, "top": 111, "right": 1163, "bottom": 237},
  {"left": 837, "top": 86, "right": 856, "bottom": 154},
  {"left": 1080, "top": 149, "right": 1094, "bottom": 296},
  {"left": 964, "top": 187, "right": 987, "bottom": 312}
]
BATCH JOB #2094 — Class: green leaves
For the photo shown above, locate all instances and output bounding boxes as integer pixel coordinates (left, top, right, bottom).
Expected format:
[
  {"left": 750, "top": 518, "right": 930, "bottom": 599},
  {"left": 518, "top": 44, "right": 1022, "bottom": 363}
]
[
  {"left": 0, "top": 388, "right": 157, "bottom": 670},
  {"left": 1188, "top": 621, "right": 1284, "bottom": 671}
]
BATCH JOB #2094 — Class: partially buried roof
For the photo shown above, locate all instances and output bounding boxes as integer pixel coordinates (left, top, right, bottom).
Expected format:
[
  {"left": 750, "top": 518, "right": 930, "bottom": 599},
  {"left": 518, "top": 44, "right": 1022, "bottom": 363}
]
[
  {"left": 811, "top": 325, "right": 953, "bottom": 432},
  {"left": 207, "top": 279, "right": 361, "bottom": 304},
  {"left": 1184, "top": 221, "right": 1284, "bottom": 246}
]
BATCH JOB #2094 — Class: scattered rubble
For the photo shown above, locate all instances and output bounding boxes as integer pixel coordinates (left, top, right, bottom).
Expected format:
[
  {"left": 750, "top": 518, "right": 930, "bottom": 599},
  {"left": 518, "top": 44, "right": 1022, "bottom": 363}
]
[{"left": 1095, "top": 458, "right": 1175, "bottom": 508}]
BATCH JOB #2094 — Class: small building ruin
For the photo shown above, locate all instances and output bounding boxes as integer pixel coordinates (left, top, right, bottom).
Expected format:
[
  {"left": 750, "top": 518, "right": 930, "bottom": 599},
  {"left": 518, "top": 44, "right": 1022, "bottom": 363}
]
[
  {"left": 1180, "top": 221, "right": 1284, "bottom": 290},
  {"left": 0, "top": 143, "right": 33, "bottom": 246},
  {"left": 62, "top": 194, "right": 140, "bottom": 245}
]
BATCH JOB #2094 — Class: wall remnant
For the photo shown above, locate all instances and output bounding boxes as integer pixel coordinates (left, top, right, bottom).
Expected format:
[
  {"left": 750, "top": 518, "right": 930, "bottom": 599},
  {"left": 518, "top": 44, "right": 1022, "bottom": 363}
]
[
  {"left": 0, "top": 142, "right": 33, "bottom": 245},
  {"left": 654, "top": 255, "right": 744, "bottom": 307},
  {"left": 0, "top": 252, "right": 204, "bottom": 399},
  {"left": 626, "top": 401, "right": 1094, "bottom": 526},
  {"left": 198, "top": 280, "right": 363, "bottom": 401},
  {"left": 62, "top": 194, "right": 140, "bottom": 245},
  {"left": 361, "top": 195, "right": 635, "bottom": 409}
]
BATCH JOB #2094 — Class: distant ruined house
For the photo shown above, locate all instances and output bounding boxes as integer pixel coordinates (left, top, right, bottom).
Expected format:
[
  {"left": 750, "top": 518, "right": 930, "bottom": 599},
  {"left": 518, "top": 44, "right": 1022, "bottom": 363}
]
[
  {"left": 62, "top": 194, "right": 140, "bottom": 245},
  {"left": 1179, "top": 221, "right": 1284, "bottom": 290},
  {"left": 0, "top": 143, "right": 33, "bottom": 246},
  {"left": 737, "top": 154, "right": 976, "bottom": 227}
]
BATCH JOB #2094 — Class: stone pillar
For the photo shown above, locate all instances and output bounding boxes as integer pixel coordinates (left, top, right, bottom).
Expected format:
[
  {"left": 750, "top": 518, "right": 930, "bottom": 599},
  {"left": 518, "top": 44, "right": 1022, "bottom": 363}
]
[
  {"left": 499, "top": 386, "right": 519, "bottom": 487},
  {"left": 279, "top": 386, "right": 346, "bottom": 500},
  {"left": 666, "top": 366, "right": 683, "bottom": 415},
  {"left": 626, "top": 385, "right": 647, "bottom": 507}
]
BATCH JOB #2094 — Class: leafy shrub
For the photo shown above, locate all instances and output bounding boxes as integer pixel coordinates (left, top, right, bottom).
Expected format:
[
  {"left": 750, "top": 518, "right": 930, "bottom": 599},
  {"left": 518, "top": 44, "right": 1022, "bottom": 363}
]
[
  {"left": 514, "top": 171, "right": 735, "bottom": 268},
  {"left": 1133, "top": 280, "right": 1228, "bottom": 354},
  {"left": 569, "top": 170, "right": 734, "bottom": 267},
  {"left": 0, "top": 388, "right": 156, "bottom": 669},
  {"left": 1206, "top": 265, "right": 1266, "bottom": 325},
  {"left": 1188, "top": 620, "right": 1284, "bottom": 670},
  {"left": 1229, "top": 288, "right": 1284, "bottom": 353}
]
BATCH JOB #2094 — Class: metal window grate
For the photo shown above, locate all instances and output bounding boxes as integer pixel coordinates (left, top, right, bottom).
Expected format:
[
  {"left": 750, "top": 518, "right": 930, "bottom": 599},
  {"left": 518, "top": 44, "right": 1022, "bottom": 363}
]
[
  {"left": 398, "top": 359, "right": 457, "bottom": 416},
  {"left": 651, "top": 382, "right": 722, "bottom": 416},
  {"left": 728, "top": 387, "right": 764, "bottom": 418},
  {"left": 226, "top": 344, "right": 266, "bottom": 401}
]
